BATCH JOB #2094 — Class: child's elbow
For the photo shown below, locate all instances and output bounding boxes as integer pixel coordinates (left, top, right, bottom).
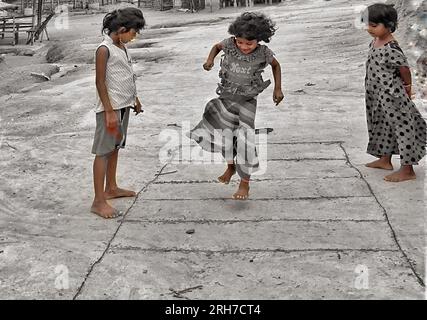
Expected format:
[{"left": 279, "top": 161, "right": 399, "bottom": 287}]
[{"left": 399, "top": 66, "right": 411, "bottom": 74}]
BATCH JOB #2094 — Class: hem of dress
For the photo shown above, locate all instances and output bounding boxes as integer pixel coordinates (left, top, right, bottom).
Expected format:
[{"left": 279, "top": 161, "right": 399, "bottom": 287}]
[{"left": 366, "top": 150, "right": 422, "bottom": 166}]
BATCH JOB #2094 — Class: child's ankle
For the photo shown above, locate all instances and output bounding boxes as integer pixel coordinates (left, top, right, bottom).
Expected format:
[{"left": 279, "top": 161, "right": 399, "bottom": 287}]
[
  {"left": 401, "top": 165, "right": 415, "bottom": 172},
  {"left": 105, "top": 184, "right": 118, "bottom": 191},
  {"left": 93, "top": 197, "right": 107, "bottom": 204}
]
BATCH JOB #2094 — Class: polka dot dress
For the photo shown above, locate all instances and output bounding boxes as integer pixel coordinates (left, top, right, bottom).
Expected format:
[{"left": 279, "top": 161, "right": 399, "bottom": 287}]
[{"left": 365, "top": 40, "right": 426, "bottom": 165}]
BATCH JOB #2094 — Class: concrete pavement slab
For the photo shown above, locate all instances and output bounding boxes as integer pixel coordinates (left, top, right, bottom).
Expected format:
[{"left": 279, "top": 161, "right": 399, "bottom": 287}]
[
  {"left": 0, "top": 237, "right": 107, "bottom": 299},
  {"left": 142, "top": 177, "right": 371, "bottom": 200},
  {"left": 111, "top": 220, "right": 395, "bottom": 252},
  {"left": 159, "top": 159, "right": 357, "bottom": 182},
  {"left": 76, "top": 250, "right": 423, "bottom": 300},
  {"left": 127, "top": 196, "right": 383, "bottom": 222},
  {"left": 1, "top": 0, "right": 424, "bottom": 300}
]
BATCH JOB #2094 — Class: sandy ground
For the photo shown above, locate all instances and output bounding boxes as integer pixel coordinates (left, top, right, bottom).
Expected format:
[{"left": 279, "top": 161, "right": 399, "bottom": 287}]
[{"left": 0, "top": 1, "right": 426, "bottom": 299}]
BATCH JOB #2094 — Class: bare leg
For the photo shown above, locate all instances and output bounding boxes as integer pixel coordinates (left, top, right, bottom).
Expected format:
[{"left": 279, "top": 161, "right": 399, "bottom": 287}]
[
  {"left": 218, "top": 161, "right": 236, "bottom": 184},
  {"left": 365, "top": 155, "right": 393, "bottom": 170},
  {"left": 233, "top": 178, "right": 250, "bottom": 200},
  {"left": 104, "top": 149, "right": 136, "bottom": 199},
  {"left": 91, "top": 155, "right": 120, "bottom": 218},
  {"left": 384, "top": 165, "right": 416, "bottom": 182}
]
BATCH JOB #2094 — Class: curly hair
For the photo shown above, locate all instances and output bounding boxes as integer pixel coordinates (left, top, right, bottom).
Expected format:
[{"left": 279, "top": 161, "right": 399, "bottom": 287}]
[
  {"left": 228, "top": 12, "right": 276, "bottom": 43},
  {"left": 102, "top": 7, "right": 146, "bottom": 35}
]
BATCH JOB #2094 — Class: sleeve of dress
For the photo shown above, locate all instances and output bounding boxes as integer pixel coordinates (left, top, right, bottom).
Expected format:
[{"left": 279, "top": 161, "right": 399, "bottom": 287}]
[
  {"left": 383, "top": 43, "right": 409, "bottom": 68},
  {"left": 219, "top": 37, "right": 233, "bottom": 52},
  {"left": 264, "top": 46, "right": 276, "bottom": 64}
]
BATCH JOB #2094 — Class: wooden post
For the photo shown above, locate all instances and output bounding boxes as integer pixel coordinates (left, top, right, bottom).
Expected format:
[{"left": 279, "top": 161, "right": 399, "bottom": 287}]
[
  {"left": 12, "top": 16, "right": 17, "bottom": 45},
  {"left": 37, "top": 0, "right": 43, "bottom": 26},
  {"left": 32, "top": 0, "right": 36, "bottom": 26}
]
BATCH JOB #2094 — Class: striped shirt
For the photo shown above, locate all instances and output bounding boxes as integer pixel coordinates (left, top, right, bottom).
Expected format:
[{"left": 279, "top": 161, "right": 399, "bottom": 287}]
[{"left": 94, "top": 36, "right": 137, "bottom": 113}]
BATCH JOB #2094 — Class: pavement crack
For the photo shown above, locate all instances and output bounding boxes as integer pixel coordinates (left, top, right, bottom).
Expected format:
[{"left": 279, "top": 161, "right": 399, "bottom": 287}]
[
  {"left": 153, "top": 176, "right": 361, "bottom": 185},
  {"left": 72, "top": 163, "right": 169, "bottom": 300},
  {"left": 168, "top": 285, "right": 203, "bottom": 299},
  {"left": 267, "top": 141, "right": 344, "bottom": 145},
  {"left": 110, "top": 247, "right": 399, "bottom": 254},
  {"left": 339, "top": 142, "right": 425, "bottom": 287},
  {"left": 4, "top": 142, "right": 17, "bottom": 151},
  {"left": 123, "top": 218, "right": 385, "bottom": 224},
  {"left": 156, "top": 170, "right": 178, "bottom": 176},
  {"left": 269, "top": 157, "right": 347, "bottom": 161},
  {"left": 153, "top": 176, "right": 359, "bottom": 184},
  {"left": 142, "top": 195, "right": 372, "bottom": 201}
]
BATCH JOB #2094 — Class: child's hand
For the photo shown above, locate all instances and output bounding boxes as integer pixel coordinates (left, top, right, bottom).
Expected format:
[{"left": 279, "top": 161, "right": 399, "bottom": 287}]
[
  {"left": 203, "top": 60, "right": 214, "bottom": 71},
  {"left": 273, "top": 88, "right": 284, "bottom": 106},
  {"left": 105, "top": 110, "right": 121, "bottom": 140},
  {"left": 134, "top": 98, "right": 143, "bottom": 115}
]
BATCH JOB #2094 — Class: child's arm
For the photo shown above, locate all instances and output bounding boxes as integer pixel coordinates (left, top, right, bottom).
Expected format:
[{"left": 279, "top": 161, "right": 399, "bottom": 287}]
[
  {"left": 96, "top": 46, "right": 120, "bottom": 137},
  {"left": 270, "top": 58, "right": 284, "bottom": 106},
  {"left": 203, "top": 43, "right": 223, "bottom": 71},
  {"left": 399, "top": 66, "right": 412, "bottom": 99}
]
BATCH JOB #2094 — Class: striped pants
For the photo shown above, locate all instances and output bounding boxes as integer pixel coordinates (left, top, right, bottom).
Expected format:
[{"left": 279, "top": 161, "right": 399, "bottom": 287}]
[{"left": 188, "top": 94, "right": 260, "bottom": 180}]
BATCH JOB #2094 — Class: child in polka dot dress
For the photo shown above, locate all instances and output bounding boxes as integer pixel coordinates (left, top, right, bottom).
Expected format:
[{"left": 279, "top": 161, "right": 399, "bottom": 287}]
[{"left": 362, "top": 3, "right": 426, "bottom": 182}]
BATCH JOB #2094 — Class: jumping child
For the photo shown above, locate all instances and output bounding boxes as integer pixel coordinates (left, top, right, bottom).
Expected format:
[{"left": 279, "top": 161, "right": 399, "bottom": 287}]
[{"left": 188, "top": 12, "right": 284, "bottom": 199}]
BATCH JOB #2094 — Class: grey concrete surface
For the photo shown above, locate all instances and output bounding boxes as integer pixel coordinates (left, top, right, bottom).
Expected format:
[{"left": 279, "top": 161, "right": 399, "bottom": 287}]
[{"left": 0, "top": 0, "right": 425, "bottom": 299}]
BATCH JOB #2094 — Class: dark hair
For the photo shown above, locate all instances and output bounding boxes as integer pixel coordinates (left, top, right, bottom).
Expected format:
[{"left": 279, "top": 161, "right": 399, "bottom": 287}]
[
  {"left": 228, "top": 12, "right": 276, "bottom": 43},
  {"left": 102, "top": 7, "right": 146, "bottom": 35},
  {"left": 362, "top": 3, "right": 398, "bottom": 32}
]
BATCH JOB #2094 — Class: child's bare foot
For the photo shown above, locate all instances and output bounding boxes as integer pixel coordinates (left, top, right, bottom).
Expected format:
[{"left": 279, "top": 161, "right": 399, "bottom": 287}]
[
  {"left": 365, "top": 158, "right": 393, "bottom": 170},
  {"left": 104, "top": 187, "right": 136, "bottom": 200},
  {"left": 218, "top": 165, "right": 236, "bottom": 184},
  {"left": 233, "top": 180, "right": 250, "bottom": 200},
  {"left": 91, "top": 201, "right": 122, "bottom": 219},
  {"left": 384, "top": 166, "right": 416, "bottom": 182}
]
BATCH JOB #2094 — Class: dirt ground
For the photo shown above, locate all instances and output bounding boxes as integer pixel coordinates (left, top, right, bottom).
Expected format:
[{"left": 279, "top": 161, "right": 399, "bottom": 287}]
[{"left": 0, "top": 1, "right": 426, "bottom": 300}]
